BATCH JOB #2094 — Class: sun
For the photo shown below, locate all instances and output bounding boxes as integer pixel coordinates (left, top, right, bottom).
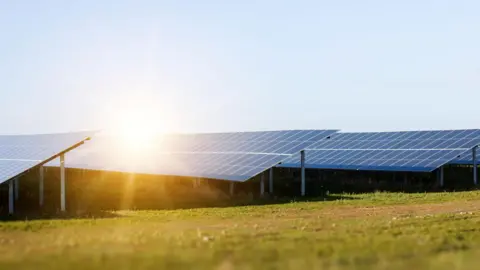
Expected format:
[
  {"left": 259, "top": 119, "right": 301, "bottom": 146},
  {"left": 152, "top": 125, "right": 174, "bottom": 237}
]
[
  {"left": 113, "top": 108, "right": 162, "bottom": 152},
  {"left": 119, "top": 126, "right": 156, "bottom": 151}
]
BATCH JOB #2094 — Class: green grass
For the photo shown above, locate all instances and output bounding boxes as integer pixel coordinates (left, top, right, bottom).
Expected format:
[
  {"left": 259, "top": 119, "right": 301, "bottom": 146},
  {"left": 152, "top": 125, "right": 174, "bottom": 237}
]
[{"left": 1, "top": 191, "right": 480, "bottom": 269}]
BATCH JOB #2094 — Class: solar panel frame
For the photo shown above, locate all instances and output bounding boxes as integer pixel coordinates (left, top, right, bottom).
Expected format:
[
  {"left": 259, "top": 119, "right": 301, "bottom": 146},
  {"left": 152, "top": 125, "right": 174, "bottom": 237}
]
[
  {"left": 46, "top": 130, "right": 338, "bottom": 182},
  {"left": 0, "top": 131, "right": 96, "bottom": 184},
  {"left": 278, "top": 129, "right": 480, "bottom": 172},
  {"left": 448, "top": 146, "right": 480, "bottom": 165}
]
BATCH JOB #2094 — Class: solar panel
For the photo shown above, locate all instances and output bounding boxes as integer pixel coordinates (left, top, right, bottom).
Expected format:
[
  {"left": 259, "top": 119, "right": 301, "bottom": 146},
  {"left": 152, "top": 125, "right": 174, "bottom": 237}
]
[
  {"left": 46, "top": 130, "right": 338, "bottom": 181},
  {"left": 449, "top": 147, "right": 480, "bottom": 165},
  {"left": 278, "top": 129, "right": 480, "bottom": 172},
  {"left": 0, "top": 131, "right": 95, "bottom": 184}
]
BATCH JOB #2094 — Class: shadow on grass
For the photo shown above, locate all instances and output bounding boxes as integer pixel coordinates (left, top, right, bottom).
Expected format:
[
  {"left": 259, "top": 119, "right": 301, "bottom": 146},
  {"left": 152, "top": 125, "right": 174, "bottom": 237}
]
[
  {"left": 127, "top": 194, "right": 360, "bottom": 211},
  {"left": 227, "top": 194, "right": 359, "bottom": 207},
  {"left": 0, "top": 209, "right": 121, "bottom": 222},
  {"left": 0, "top": 194, "right": 358, "bottom": 221}
]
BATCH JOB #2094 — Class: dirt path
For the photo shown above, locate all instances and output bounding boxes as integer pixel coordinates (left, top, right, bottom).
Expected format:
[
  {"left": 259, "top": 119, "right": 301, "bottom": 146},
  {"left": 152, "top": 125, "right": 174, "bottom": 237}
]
[
  {"left": 296, "top": 200, "right": 480, "bottom": 220},
  {"left": 161, "top": 199, "right": 480, "bottom": 231}
]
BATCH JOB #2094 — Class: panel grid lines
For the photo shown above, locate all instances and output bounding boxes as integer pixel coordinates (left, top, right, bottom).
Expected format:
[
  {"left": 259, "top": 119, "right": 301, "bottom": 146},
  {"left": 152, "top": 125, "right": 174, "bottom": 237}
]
[
  {"left": 46, "top": 130, "right": 338, "bottom": 182},
  {"left": 279, "top": 129, "right": 480, "bottom": 172},
  {"left": 307, "top": 148, "right": 470, "bottom": 151},
  {"left": 0, "top": 131, "right": 95, "bottom": 184}
]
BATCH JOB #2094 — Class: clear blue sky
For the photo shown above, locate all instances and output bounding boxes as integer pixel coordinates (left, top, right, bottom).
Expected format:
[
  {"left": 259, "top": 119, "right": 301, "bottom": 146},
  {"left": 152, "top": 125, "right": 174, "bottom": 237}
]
[{"left": 1, "top": 0, "right": 479, "bottom": 134}]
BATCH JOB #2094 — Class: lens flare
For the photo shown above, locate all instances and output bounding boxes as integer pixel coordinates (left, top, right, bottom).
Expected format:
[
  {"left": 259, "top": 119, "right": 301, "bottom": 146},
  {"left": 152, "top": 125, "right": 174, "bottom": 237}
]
[{"left": 113, "top": 108, "right": 161, "bottom": 152}]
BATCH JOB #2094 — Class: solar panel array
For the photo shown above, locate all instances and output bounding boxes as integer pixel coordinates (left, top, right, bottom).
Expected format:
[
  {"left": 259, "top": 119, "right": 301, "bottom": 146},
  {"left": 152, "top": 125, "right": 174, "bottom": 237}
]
[
  {"left": 47, "top": 130, "right": 338, "bottom": 181},
  {"left": 449, "top": 146, "right": 480, "bottom": 165},
  {"left": 0, "top": 131, "right": 95, "bottom": 184},
  {"left": 278, "top": 129, "right": 480, "bottom": 172}
]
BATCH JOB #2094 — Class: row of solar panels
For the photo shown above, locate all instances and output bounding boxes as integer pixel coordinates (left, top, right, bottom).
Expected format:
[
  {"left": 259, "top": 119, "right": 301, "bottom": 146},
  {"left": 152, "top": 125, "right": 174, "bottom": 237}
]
[
  {"left": 44, "top": 130, "right": 337, "bottom": 182},
  {"left": 280, "top": 129, "right": 480, "bottom": 172},
  {"left": 0, "top": 131, "right": 95, "bottom": 184},
  {"left": 0, "top": 129, "right": 479, "bottom": 184}
]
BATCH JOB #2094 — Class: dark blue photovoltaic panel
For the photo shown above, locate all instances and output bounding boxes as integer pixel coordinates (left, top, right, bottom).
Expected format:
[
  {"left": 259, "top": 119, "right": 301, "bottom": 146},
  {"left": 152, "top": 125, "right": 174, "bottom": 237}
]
[
  {"left": 280, "top": 149, "right": 469, "bottom": 172},
  {"left": 448, "top": 147, "right": 480, "bottom": 165},
  {"left": 278, "top": 129, "right": 480, "bottom": 172},
  {"left": 47, "top": 130, "right": 338, "bottom": 181},
  {"left": 155, "top": 130, "right": 335, "bottom": 154},
  {"left": 0, "top": 131, "right": 95, "bottom": 184},
  {"left": 305, "top": 130, "right": 480, "bottom": 150}
]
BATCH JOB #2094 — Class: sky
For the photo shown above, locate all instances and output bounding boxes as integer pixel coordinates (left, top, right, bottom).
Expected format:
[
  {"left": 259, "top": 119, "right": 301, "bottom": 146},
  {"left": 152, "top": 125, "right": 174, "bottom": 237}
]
[{"left": 1, "top": 0, "right": 479, "bottom": 135}]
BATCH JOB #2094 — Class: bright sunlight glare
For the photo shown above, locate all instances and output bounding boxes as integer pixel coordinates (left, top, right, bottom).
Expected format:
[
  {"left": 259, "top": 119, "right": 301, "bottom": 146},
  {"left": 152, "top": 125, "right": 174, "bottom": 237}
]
[{"left": 111, "top": 108, "right": 164, "bottom": 152}]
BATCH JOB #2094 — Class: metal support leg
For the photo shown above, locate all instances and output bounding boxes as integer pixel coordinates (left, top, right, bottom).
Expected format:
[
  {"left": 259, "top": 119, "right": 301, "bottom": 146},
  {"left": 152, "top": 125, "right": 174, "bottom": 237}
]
[
  {"left": 60, "top": 154, "right": 66, "bottom": 212},
  {"left": 229, "top": 182, "right": 234, "bottom": 196},
  {"left": 8, "top": 179, "right": 14, "bottom": 215},
  {"left": 269, "top": 168, "right": 273, "bottom": 194},
  {"left": 260, "top": 173, "right": 265, "bottom": 196},
  {"left": 14, "top": 177, "right": 19, "bottom": 200},
  {"left": 473, "top": 146, "right": 478, "bottom": 185},
  {"left": 301, "top": 150, "right": 306, "bottom": 196},
  {"left": 39, "top": 166, "right": 44, "bottom": 207}
]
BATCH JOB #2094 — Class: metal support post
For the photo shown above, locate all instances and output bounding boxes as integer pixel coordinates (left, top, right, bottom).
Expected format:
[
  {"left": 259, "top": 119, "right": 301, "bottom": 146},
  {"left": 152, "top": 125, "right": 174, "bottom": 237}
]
[
  {"left": 229, "top": 182, "right": 235, "bottom": 196},
  {"left": 473, "top": 146, "right": 478, "bottom": 185},
  {"left": 196, "top": 178, "right": 201, "bottom": 187},
  {"left": 269, "top": 168, "right": 273, "bottom": 194},
  {"left": 301, "top": 150, "right": 306, "bottom": 196},
  {"left": 9, "top": 179, "right": 14, "bottom": 215},
  {"left": 260, "top": 173, "right": 265, "bottom": 196},
  {"left": 60, "top": 154, "right": 66, "bottom": 212},
  {"left": 39, "top": 166, "right": 44, "bottom": 207},
  {"left": 14, "top": 177, "right": 19, "bottom": 200}
]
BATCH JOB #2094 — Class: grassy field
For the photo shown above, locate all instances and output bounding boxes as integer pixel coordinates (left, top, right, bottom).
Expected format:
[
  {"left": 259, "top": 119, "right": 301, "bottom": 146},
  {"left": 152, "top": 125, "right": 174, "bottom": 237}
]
[{"left": 1, "top": 191, "right": 480, "bottom": 269}]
